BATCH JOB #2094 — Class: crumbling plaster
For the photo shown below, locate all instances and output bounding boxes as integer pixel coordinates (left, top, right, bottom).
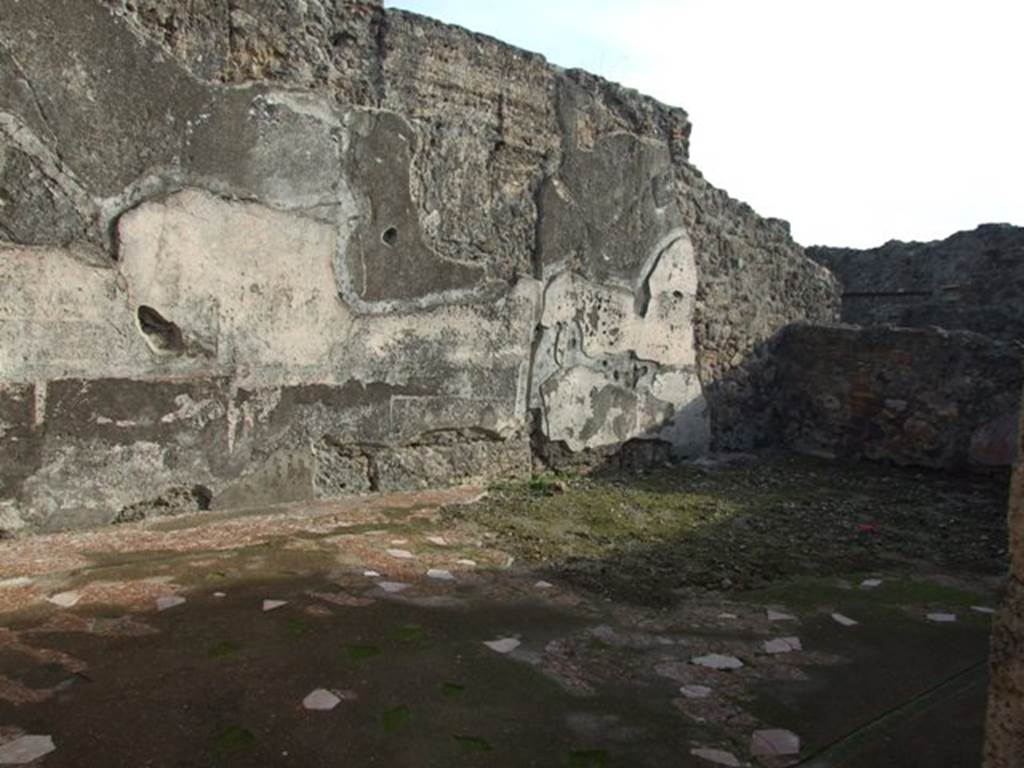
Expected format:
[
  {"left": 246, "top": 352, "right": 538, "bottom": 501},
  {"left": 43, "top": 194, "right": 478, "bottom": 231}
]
[{"left": 0, "top": 0, "right": 838, "bottom": 531}]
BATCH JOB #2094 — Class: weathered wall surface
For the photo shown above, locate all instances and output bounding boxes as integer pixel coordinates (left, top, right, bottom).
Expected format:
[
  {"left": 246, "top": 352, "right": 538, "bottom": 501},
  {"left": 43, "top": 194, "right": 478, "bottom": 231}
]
[
  {"left": 984, "top": 385, "right": 1024, "bottom": 767},
  {"left": 0, "top": 0, "right": 836, "bottom": 532},
  {"left": 808, "top": 224, "right": 1024, "bottom": 341},
  {"left": 771, "top": 324, "right": 1022, "bottom": 469}
]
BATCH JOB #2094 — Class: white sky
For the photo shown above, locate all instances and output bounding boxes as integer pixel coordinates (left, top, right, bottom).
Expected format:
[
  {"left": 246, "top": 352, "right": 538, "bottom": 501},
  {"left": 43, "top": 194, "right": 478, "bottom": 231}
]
[{"left": 386, "top": 0, "right": 1022, "bottom": 248}]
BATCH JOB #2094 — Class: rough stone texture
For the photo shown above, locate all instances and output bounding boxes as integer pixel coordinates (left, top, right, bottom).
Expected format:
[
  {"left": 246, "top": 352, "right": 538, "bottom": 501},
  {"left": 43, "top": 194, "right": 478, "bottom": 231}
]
[
  {"left": 0, "top": 0, "right": 834, "bottom": 531},
  {"left": 771, "top": 324, "right": 1022, "bottom": 469},
  {"left": 984, "top": 385, "right": 1024, "bottom": 767},
  {"left": 808, "top": 224, "right": 1024, "bottom": 342}
]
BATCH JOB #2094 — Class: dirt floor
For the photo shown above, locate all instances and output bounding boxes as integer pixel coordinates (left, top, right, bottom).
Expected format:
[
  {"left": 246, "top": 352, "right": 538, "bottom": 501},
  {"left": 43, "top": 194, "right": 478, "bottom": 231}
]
[{"left": 0, "top": 453, "right": 1008, "bottom": 767}]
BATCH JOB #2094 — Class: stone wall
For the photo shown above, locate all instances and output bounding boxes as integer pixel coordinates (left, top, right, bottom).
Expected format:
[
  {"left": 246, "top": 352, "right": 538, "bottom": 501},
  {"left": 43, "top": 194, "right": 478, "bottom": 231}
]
[
  {"left": 985, "top": 382, "right": 1024, "bottom": 766},
  {"left": 0, "top": 0, "right": 836, "bottom": 532},
  {"left": 808, "top": 224, "right": 1024, "bottom": 341},
  {"left": 771, "top": 324, "right": 1022, "bottom": 469}
]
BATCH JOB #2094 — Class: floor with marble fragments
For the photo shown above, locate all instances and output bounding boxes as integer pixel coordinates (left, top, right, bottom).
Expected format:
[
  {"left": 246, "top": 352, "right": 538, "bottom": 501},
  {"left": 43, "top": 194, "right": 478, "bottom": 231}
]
[{"left": 0, "top": 456, "right": 1007, "bottom": 767}]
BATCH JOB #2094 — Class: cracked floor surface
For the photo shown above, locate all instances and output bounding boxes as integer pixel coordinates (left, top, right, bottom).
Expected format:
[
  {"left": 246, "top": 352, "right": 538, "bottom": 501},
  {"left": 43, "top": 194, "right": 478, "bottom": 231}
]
[{"left": 0, "top": 456, "right": 1007, "bottom": 767}]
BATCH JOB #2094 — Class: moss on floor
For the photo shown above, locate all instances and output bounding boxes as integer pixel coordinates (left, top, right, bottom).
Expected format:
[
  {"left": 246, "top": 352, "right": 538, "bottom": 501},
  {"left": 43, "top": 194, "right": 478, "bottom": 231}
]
[{"left": 445, "top": 453, "right": 1008, "bottom": 605}]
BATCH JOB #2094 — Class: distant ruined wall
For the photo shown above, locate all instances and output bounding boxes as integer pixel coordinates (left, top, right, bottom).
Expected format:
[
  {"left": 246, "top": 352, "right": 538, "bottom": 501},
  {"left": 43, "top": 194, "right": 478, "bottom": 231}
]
[
  {"left": 0, "top": 0, "right": 836, "bottom": 532},
  {"left": 808, "top": 224, "right": 1024, "bottom": 342},
  {"left": 771, "top": 324, "right": 1022, "bottom": 469},
  {"left": 984, "top": 384, "right": 1024, "bottom": 767}
]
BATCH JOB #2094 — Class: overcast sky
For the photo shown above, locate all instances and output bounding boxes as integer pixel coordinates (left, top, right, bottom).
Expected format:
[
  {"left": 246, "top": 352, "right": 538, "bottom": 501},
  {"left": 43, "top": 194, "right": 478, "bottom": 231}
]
[{"left": 386, "top": 0, "right": 1022, "bottom": 248}]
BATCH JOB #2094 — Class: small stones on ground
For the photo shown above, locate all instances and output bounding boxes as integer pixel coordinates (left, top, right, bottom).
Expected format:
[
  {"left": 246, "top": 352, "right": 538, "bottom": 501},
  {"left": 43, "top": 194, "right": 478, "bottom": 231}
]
[
  {"left": 926, "top": 612, "right": 957, "bottom": 623},
  {"left": 376, "top": 581, "right": 410, "bottom": 594},
  {"left": 455, "top": 559, "right": 477, "bottom": 568},
  {"left": 386, "top": 549, "right": 415, "bottom": 560},
  {"left": 767, "top": 610, "right": 796, "bottom": 622},
  {"left": 262, "top": 600, "right": 288, "bottom": 612},
  {"left": 426, "top": 569, "right": 455, "bottom": 581},
  {"left": 763, "top": 637, "right": 802, "bottom": 654},
  {"left": 390, "top": 539, "right": 408, "bottom": 546},
  {"left": 302, "top": 689, "right": 341, "bottom": 711},
  {"left": 0, "top": 735, "right": 56, "bottom": 764},
  {"left": 484, "top": 637, "right": 521, "bottom": 654},
  {"left": 534, "top": 580, "right": 554, "bottom": 589},
  {"left": 426, "top": 536, "right": 448, "bottom": 546},
  {"left": 363, "top": 570, "right": 381, "bottom": 578},
  {"left": 860, "top": 579, "right": 883, "bottom": 589},
  {"left": 971, "top": 606, "right": 995, "bottom": 614},
  {"left": 691, "top": 654, "right": 744, "bottom": 670},
  {"left": 213, "top": 592, "right": 227, "bottom": 598},
  {"left": 691, "top": 747, "right": 741, "bottom": 767},
  {"left": 832, "top": 613, "right": 858, "bottom": 627},
  {"left": 679, "top": 684, "right": 713, "bottom": 699},
  {"left": 155, "top": 595, "right": 186, "bottom": 611},
  {"left": 46, "top": 592, "right": 80, "bottom": 608},
  {"left": 718, "top": 612, "right": 738, "bottom": 620},
  {"left": 751, "top": 729, "right": 800, "bottom": 757}
]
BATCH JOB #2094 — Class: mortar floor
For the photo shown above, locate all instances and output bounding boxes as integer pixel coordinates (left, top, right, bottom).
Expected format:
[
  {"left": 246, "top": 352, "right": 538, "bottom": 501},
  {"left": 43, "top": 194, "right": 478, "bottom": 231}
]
[{"left": 0, "top": 456, "right": 1006, "bottom": 767}]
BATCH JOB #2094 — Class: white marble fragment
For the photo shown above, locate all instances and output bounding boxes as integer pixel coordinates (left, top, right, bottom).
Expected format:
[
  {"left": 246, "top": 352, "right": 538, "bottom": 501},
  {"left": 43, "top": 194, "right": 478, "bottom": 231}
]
[
  {"left": 263, "top": 599, "right": 288, "bottom": 612},
  {"left": 534, "top": 581, "right": 554, "bottom": 589},
  {"left": 971, "top": 606, "right": 995, "bottom": 615},
  {"left": 763, "top": 637, "right": 802, "bottom": 654},
  {"left": 0, "top": 577, "right": 32, "bottom": 589},
  {"left": 927, "top": 612, "right": 957, "bottom": 623},
  {"left": 751, "top": 729, "right": 800, "bottom": 757},
  {"left": 690, "top": 747, "right": 741, "bottom": 767},
  {"left": 46, "top": 592, "right": 80, "bottom": 608},
  {"left": 386, "top": 549, "right": 415, "bottom": 560},
  {"left": 767, "top": 610, "right": 796, "bottom": 622},
  {"left": 680, "top": 684, "right": 713, "bottom": 699},
  {"left": 691, "top": 654, "right": 744, "bottom": 670},
  {"left": 484, "top": 638, "right": 521, "bottom": 654},
  {"left": 363, "top": 570, "right": 381, "bottom": 578},
  {"left": 426, "top": 569, "right": 455, "bottom": 581},
  {"left": 303, "top": 689, "right": 341, "bottom": 711},
  {"left": 426, "top": 536, "right": 448, "bottom": 546},
  {"left": 377, "top": 581, "right": 409, "bottom": 594},
  {"left": 832, "top": 613, "right": 858, "bottom": 627},
  {"left": 455, "top": 560, "right": 478, "bottom": 568},
  {"left": 156, "top": 595, "right": 186, "bottom": 611},
  {"left": 860, "top": 579, "right": 883, "bottom": 589},
  {"left": 0, "top": 735, "right": 56, "bottom": 764}
]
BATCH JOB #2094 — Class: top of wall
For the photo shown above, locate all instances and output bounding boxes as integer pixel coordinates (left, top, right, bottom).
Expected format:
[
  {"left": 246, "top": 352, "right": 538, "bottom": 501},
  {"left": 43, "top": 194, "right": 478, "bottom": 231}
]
[{"left": 807, "top": 223, "right": 1024, "bottom": 341}]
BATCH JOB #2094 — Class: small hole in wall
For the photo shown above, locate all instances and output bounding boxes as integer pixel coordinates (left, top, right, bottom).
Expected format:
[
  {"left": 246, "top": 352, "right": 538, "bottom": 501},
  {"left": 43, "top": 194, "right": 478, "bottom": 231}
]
[
  {"left": 381, "top": 226, "right": 399, "bottom": 247},
  {"left": 191, "top": 484, "right": 213, "bottom": 510},
  {"left": 673, "top": 290, "right": 684, "bottom": 299},
  {"left": 137, "top": 306, "right": 185, "bottom": 356}
]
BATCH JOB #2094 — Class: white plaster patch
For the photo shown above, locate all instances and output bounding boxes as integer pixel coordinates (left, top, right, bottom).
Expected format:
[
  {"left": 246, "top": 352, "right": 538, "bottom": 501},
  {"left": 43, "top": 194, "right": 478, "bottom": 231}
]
[{"left": 118, "top": 190, "right": 347, "bottom": 379}]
